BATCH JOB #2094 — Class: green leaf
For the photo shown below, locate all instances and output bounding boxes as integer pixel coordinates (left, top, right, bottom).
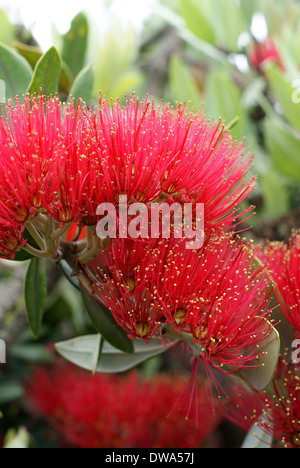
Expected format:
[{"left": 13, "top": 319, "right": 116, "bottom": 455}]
[
  {"left": 266, "top": 64, "right": 300, "bottom": 131},
  {"left": 93, "top": 24, "right": 142, "bottom": 98},
  {"left": 0, "top": 10, "right": 15, "bottom": 46},
  {"left": 55, "top": 335, "right": 171, "bottom": 373},
  {"left": 24, "top": 258, "right": 47, "bottom": 338},
  {"left": 80, "top": 285, "right": 134, "bottom": 354},
  {"left": 13, "top": 42, "right": 42, "bottom": 69},
  {"left": 155, "top": 4, "right": 227, "bottom": 64},
  {"left": 169, "top": 54, "right": 202, "bottom": 110},
  {"left": 264, "top": 118, "right": 300, "bottom": 181},
  {"left": 242, "top": 419, "right": 273, "bottom": 448},
  {"left": 15, "top": 42, "right": 73, "bottom": 94},
  {"left": 91, "top": 334, "right": 104, "bottom": 374},
  {"left": 204, "top": 67, "right": 247, "bottom": 140},
  {"left": 0, "top": 381, "right": 24, "bottom": 405},
  {"left": 239, "top": 320, "right": 280, "bottom": 392},
  {"left": 69, "top": 65, "right": 94, "bottom": 104},
  {"left": 180, "top": 0, "right": 215, "bottom": 44},
  {"left": 62, "top": 12, "right": 88, "bottom": 78},
  {"left": 210, "top": 0, "right": 246, "bottom": 52},
  {"left": 27, "top": 46, "right": 61, "bottom": 96},
  {"left": 13, "top": 228, "right": 42, "bottom": 262},
  {"left": 0, "top": 43, "right": 32, "bottom": 101},
  {"left": 10, "top": 344, "right": 52, "bottom": 363},
  {"left": 260, "top": 168, "right": 290, "bottom": 218}
]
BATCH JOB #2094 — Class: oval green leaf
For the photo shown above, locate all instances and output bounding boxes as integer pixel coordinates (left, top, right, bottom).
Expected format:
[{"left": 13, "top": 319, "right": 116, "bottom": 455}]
[
  {"left": 69, "top": 65, "right": 94, "bottom": 104},
  {"left": 266, "top": 64, "right": 300, "bottom": 131},
  {"left": 15, "top": 42, "right": 73, "bottom": 94},
  {"left": 62, "top": 12, "right": 88, "bottom": 78},
  {"left": 55, "top": 334, "right": 171, "bottom": 373},
  {"left": 14, "top": 227, "right": 42, "bottom": 262},
  {"left": 242, "top": 418, "right": 273, "bottom": 448},
  {"left": 27, "top": 46, "right": 61, "bottom": 96},
  {"left": 0, "top": 43, "right": 32, "bottom": 101},
  {"left": 24, "top": 257, "right": 47, "bottom": 338},
  {"left": 180, "top": 0, "right": 215, "bottom": 44},
  {"left": 80, "top": 285, "right": 134, "bottom": 354},
  {"left": 239, "top": 320, "right": 280, "bottom": 392},
  {"left": 169, "top": 54, "right": 202, "bottom": 110}
]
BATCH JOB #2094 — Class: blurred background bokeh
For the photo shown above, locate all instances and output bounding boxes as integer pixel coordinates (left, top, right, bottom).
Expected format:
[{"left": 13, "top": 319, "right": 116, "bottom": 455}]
[{"left": 0, "top": 0, "right": 299, "bottom": 448}]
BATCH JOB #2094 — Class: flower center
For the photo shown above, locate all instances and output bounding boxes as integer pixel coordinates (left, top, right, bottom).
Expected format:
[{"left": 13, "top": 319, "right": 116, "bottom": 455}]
[
  {"left": 174, "top": 308, "right": 187, "bottom": 325},
  {"left": 292, "top": 434, "right": 300, "bottom": 447},
  {"left": 136, "top": 323, "right": 149, "bottom": 337},
  {"left": 126, "top": 277, "right": 136, "bottom": 293}
]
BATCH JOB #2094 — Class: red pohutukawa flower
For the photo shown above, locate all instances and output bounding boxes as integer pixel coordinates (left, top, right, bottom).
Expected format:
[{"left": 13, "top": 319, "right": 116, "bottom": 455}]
[
  {"left": 225, "top": 354, "right": 300, "bottom": 448},
  {"left": 0, "top": 225, "right": 26, "bottom": 259},
  {"left": 88, "top": 95, "right": 255, "bottom": 231},
  {"left": 249, "top": 37, "right": 284, "bottom": 72},
  {"left": 0, "top": 95, "right": 63, "bottom": 226},
  {"left": 0, "top": 93, "right": 254, "bottom": 260},
  {"left": 85, "top": 234, "right": 274, "bottom": 372},
  {"left": 261, "top": 231, "right": 300, "bottom": 336},
  {"left": 26, "top": 361, "right": 221, "bottom": 448}
]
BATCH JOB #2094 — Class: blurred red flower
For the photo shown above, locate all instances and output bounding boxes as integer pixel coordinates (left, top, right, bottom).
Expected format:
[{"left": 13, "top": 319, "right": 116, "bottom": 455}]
[
  {"left": 249, "top": 37, "right": 284, "bottom": 71},
  {"left": 26, "top": 361, "right": 221, "bottom": 448},
  {"left": 260, "top": 231, "right": 300, "bottom": 336}
]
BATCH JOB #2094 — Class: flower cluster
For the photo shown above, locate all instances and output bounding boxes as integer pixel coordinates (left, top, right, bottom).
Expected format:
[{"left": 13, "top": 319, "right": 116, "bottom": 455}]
[
  {"left": 261, "top": 231, "right": 300, "bottom": 336},
  {"left": 0, "top": 92, "right": 279, "bottom": 399},
  {"left": 224, "top": 353, "right": 300, "bottom": 448},
  {"left": 0, "top": 93, "right": 254, "bottom": 261},
  {"left": 85, "top": 233, "right": 274, "bottom": 374},
  {"left": 222, "top": 231, "right": 300, "bottom": 448},
  {"left": 26, "top": 361, "right": 221, "bottom": 448}
]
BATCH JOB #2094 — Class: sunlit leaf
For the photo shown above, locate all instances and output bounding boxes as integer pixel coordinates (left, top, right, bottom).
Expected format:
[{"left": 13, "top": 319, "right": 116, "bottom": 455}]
[
  {"left": 62, "top": 12, "right": 89, "bottom": 78},
  {"left": 24, "top": 258, "right": 47, "bottom": 338},
  {"left": 204, "top": 67, "right": 247, "bottom": 140},
  {"left": 242, "top": 419, "right": 273, "bottom": 448},
  {"left": 0, "top": 43, "right": 32, "bottom": 100},
  {"left": 260, "top": 168, "right": 290, "bottom": 218},
  {"left": 266, "top": 64, "right": 300, "bottom": 131},
  {"left": 27, "top": 46, "right": 61, "bottom": 96},
  {"left": 264, "top": 118, "right": 300, "bottom": 181},
  {"left": 15, "top": 42, "right": 73, "bottom": 94},
  {"left": 69, "top": 65, "right": 94, "bottom": 104},
  {"left": 0, "top": 10, "right": 15, "bottom": 46},
  {"left": 239, "top": 320, "right": 280, "bottom": 392},
  {"left": 179, "top": 0, "right": 215, "bottom": 44},
  {"left": 55, "top": 334, "right": 171, "bottom": 373},
  {"left": 169, "top": 54, "right": 202, "bottom": 110}
]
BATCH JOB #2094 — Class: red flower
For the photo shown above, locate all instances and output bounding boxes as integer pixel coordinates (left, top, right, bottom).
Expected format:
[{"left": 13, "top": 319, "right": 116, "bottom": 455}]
[
  {"left": 0, "top": 225, "right": 26, "bottom": 259},
  {"left": 225, "top": 355, "right": 300, "bottom": 448},
  {"left": 249, "top": 37, "right": 284, "bottom": 71},
  {"left": 89, "top": 95, "right": 255, "bottom": 231},
  {"left": 84, "top": 238, "right": 165, "bottom": 342},
  {"left": 0, "top": 95, "right": 62, "bottom": 227},
  {"left": 0, "top": 93, "right": 254, "bottom": 260},
  {"left": 26, "top": 361, "right": 221, "bottom": 448},
  {"left": 85, "top": 234, "right": 274, "bottom": 373},
  {"left": 154, "top": 236, "right": 273, "bottom": 371},
  {"left": 261, "top": 231, "right": 300, "bottom": 336}
]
